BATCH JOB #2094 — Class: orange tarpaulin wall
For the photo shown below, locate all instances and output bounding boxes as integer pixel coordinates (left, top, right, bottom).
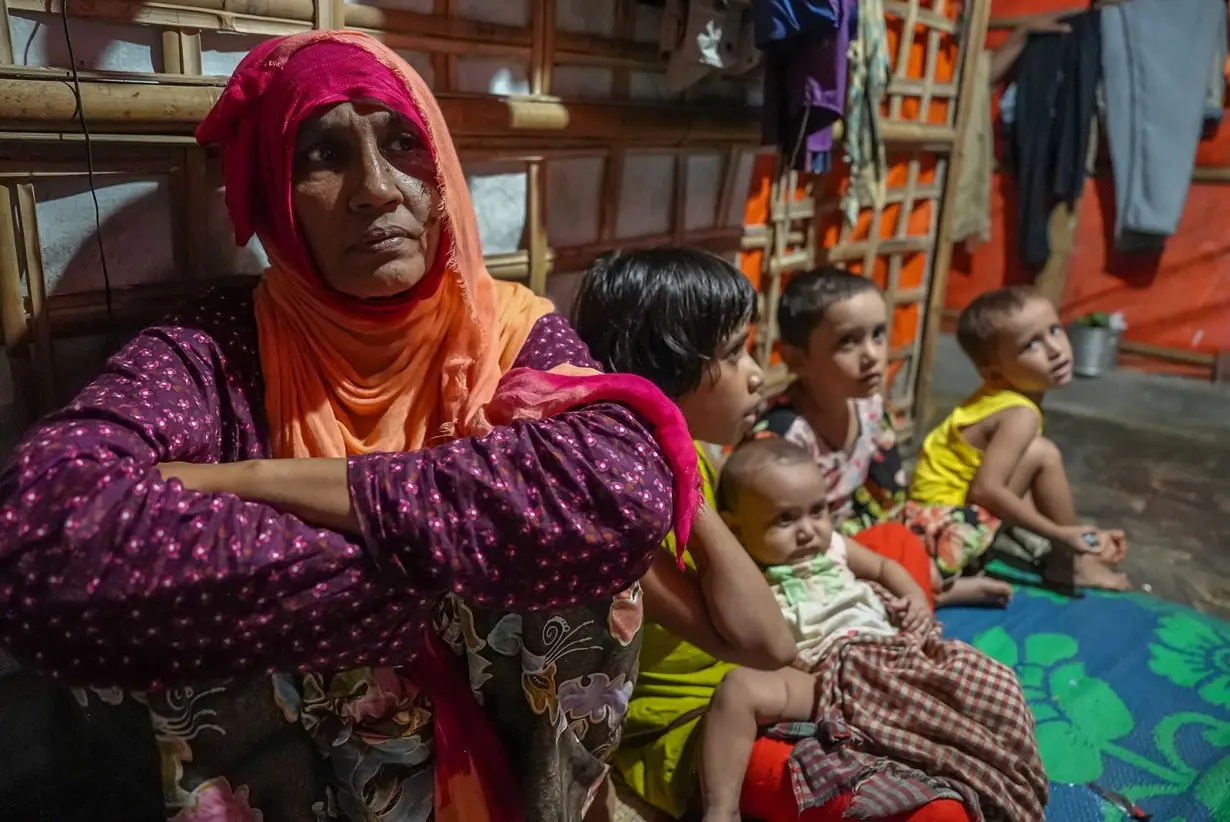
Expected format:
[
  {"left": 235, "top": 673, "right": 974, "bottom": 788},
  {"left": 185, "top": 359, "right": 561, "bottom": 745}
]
[{"left": 944, "top": 0, "right": 1230, "bottom": 378}]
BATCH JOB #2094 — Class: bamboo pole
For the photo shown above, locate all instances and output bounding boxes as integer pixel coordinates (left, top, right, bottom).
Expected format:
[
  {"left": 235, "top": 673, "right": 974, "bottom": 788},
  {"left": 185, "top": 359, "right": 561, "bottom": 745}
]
[
  {"left": 611, "top": 0, "right": 636, "bottom": 98},
  {"left": 0, "top": 75, "right": 766, "bottom": 144},
  {"left": 13, "top": 183, "right": 54, "bottom": 411},
  {"left": 527, "top": 160, "right": 548, "bottom": 294},
  {"left": 1119, "top": 340, "right": 1215, "bottom": 367},
  {"left": 672, "top": 154, "right": 687, "bottom": 244},
  {"left": 912, "top": 0, "right": 993, "bottom": 426},
  {"left": 313, "top": 0, "right": 345, "bottom": 31},
  {"left": 883, "top": 1, "right": 957, "bottom": 34},
  {"left": 0, "top": 184, "right": 30, "bottom": 421},
  {"left": 161, "top": 30, "right": 202, "bottom": 75},
  {"left": 0, "top": 0, "right": 13, "bottom": 65},
  {"left": 714, "top": 147, "right": 742, "bottom": 229},
  {"left": 0, "top": 185, "right": 25, "bottom": 352},
  {"left": 432, "top": 0, "right": 456, "bottom": 92},
  {"left": 598, "top": 146, "right": 625, "bottom": 241}
]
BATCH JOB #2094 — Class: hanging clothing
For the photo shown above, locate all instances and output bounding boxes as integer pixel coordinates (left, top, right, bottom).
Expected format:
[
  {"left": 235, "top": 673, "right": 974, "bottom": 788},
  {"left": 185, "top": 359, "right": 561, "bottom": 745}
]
[
  {"left": 952, "top": 50, "right": 993, "bottom": 249},
  {"left": 1010, "top": 11, "right": 1101, "bottom": 270},
  {"left": 1101, "top": 0, "right": 1227, "bottom": 249},
  {"left": 760, "top": 0, "right": 854, "bottom": 172},
  {"left": 841, "top": 0, "right": 890, "bottom": 224},
  {"left": 662, "top": 0, "right": 759, "bottom": 93},
  {"left": 755, "top": 0, "right": 840, "bottom": 46}
]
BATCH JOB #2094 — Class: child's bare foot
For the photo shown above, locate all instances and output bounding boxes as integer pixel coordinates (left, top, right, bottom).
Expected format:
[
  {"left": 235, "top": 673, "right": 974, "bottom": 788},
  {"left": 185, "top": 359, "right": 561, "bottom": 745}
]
[
  {"left": 1047, "top": 552, "right": 1131, "bottom": 591},
  {"left": 936, "top": 576, "right": 1014, "bottom": 608}
]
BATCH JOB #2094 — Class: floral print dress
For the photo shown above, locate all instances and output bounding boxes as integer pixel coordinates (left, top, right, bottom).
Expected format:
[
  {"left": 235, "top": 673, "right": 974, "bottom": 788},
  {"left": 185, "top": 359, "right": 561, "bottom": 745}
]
[
  {"left": 2, "top": 288, "right": 672, "bottom": 822},
  {"left": 752, "top": 391, "right": 907, "bottom": 535}
]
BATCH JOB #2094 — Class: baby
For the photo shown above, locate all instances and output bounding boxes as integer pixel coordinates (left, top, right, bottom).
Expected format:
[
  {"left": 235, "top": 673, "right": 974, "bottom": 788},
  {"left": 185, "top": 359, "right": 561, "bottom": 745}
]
[
  {"left": 701, "top": 438, "right": 1046, "bottom": 821},
  {"left": 908, "top": 286, "right": 1129, "bottom": 590}
]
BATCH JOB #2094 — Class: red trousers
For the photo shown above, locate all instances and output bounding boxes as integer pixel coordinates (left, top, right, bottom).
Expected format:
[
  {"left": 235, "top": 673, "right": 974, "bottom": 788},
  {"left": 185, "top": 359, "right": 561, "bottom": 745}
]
[{"left": 738, "top": 522, "right": 968, "bottom": 822}]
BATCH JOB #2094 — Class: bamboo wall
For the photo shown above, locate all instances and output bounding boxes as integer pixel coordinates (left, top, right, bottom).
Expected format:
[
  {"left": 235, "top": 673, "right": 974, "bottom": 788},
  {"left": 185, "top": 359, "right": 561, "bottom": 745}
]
[{"left": 0, "top": 0, "right": 986, "bottom": 445}]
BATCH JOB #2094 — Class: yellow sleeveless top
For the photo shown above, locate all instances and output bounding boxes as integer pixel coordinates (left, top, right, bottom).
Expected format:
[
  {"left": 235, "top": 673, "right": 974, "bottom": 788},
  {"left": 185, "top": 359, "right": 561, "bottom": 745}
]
[
  {"left": 614, "top": 442, "right": 735, "bottom": 818},
  {"left": 909, "top": 387, "right": 1042, "bottom": 506}
]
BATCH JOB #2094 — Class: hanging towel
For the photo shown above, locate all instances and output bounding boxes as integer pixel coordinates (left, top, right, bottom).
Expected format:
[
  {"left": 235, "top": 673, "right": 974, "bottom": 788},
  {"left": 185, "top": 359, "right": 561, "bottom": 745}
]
[
  {"left": 952, "top": 50, "right": 993, "bottom": 249},
  {"left": 760, "top": 0, "right": 852, "bottom": 172},
  {"left": 1101, "top": 0, "right": 1227, "bottom": 249},
  {"left": 841, "top": 0, "right": 890, "bottom": 225},
  {"left": 1010, "top": 11, "right": 1101, "bottom": 270}
]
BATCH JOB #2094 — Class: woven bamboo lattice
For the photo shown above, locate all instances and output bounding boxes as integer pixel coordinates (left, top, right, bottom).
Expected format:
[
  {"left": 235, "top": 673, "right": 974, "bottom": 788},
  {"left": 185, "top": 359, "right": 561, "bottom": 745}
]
[
  {"left": 0, "top": 0, "right": 986, "bottom": 437},
  {"left": 743, "top": 0, "right": 990, "bottom": 438}
]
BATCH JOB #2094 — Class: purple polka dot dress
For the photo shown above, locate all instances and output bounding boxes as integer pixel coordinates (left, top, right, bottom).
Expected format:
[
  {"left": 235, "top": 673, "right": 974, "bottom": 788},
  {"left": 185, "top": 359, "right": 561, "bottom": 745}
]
[{"left": 0, "top": 287, "right": 671, "bottom": 821}]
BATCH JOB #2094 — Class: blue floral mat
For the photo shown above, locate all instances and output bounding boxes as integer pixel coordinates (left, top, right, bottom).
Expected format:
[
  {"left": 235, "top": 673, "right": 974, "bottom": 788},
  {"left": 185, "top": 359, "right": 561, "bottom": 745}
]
[{"left": 941, "top": 585, "right": 1230, "bottom": 821}]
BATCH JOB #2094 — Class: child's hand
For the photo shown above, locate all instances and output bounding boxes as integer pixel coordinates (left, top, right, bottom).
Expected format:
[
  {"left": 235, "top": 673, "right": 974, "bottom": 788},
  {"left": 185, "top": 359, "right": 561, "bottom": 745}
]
[
  {"left": 1058, "top": 525, "right": 1103, "bottom": 554},
  {"left": 890, "top": 591, "right": 932, "bottom": 634}
]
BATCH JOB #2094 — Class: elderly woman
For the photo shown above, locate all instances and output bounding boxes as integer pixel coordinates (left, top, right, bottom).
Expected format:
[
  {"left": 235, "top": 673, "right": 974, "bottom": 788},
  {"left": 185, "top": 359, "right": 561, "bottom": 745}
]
[{"left": 0, "top": 31, "right": 699, "bottom": 822}]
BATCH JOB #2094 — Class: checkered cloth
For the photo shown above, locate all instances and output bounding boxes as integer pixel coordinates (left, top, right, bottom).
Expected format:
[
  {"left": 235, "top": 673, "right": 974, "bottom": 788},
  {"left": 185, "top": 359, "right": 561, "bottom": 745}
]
[
  {"left": 768, "top": 714, "right": 977, "bottom": 817},
  {"left": 770, "top": 606, "right": 1048, "bottom": 820}
]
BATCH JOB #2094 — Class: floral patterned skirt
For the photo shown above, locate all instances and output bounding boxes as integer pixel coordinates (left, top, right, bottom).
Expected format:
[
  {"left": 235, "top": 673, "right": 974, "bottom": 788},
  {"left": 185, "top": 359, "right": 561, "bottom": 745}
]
[
  {"left": 899, "top": 500, "right": 1001, "bottom": 578},
  {"left": 71, "top": 585, "right": 645, "bottom": 822}
]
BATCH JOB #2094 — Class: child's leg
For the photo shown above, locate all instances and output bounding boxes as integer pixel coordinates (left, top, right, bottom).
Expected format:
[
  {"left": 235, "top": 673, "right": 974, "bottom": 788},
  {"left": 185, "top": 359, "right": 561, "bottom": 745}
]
[
  {"left": 701, "top": 666, "right": 817, "bottom": 822},
  {"left": 1005, "top": 435, "right": 1077, "bottom": 524},
  {"left": 1007, "top": 436, "right": 1129, "bottom": 590}
]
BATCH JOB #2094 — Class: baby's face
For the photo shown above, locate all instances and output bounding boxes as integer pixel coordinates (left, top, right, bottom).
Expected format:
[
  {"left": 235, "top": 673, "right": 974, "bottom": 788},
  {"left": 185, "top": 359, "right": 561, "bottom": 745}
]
[
  {"left": 989, "top": 297, "right": 1074, "bottom": 392},
  {"left": 735, "top": 460, "right": 833, "bottom": 566}
]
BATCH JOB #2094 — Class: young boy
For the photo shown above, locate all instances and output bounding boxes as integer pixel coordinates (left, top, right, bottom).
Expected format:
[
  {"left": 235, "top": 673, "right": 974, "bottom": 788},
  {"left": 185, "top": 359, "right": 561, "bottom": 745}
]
[
  {"left": 572, "top": 247, "right": 799, "bottom": 820},
  {"left": 701, "top": 438, "right": 1047, "bottom": 822},
  {"left": 908, "top": 285, "right": 1129, "bottom": 590},
  {"left": 754, "top": 267, "right": 1013, "bottom": 606}
]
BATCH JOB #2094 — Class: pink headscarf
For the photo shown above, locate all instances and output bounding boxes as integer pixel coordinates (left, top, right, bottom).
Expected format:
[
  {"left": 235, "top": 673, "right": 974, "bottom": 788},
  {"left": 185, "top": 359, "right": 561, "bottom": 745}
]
[{"left": 196, "top": 38, "right": 448, "bottom": 313}]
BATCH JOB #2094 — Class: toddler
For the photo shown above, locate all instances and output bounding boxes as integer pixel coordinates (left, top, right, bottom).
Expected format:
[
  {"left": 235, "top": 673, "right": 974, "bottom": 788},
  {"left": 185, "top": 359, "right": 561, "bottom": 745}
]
[
  {"left": 907, "top": 285, "right": 1128, "bottom": 590},
  {"left": 753, "top": 267, "right": 1011, "bottom": 605},
  {"left": 700, "top": 438, "right": 1047, "bottom": 822}
]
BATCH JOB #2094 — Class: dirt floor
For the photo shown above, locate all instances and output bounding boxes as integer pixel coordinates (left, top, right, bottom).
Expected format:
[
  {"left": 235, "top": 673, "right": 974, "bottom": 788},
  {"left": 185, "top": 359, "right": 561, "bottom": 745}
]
[{"left": 926, "top": 334, "right": 1230, "bottom": 620}]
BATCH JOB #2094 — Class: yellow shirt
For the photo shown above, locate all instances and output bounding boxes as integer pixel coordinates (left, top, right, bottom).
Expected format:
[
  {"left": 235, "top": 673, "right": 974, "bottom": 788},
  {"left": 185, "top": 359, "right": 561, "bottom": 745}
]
[
  {"left": 909, "top": 387, "right": 1042, "bottom": 505},
  {"left": 614, "top": 442, "right": 734, "bottom": 818}
]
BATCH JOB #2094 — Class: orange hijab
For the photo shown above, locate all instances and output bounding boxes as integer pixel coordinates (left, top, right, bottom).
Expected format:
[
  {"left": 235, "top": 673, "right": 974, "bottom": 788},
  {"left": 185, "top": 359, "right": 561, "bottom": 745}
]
[{"left": 197, "top": 30, "right": 554, "bottom": 459}]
